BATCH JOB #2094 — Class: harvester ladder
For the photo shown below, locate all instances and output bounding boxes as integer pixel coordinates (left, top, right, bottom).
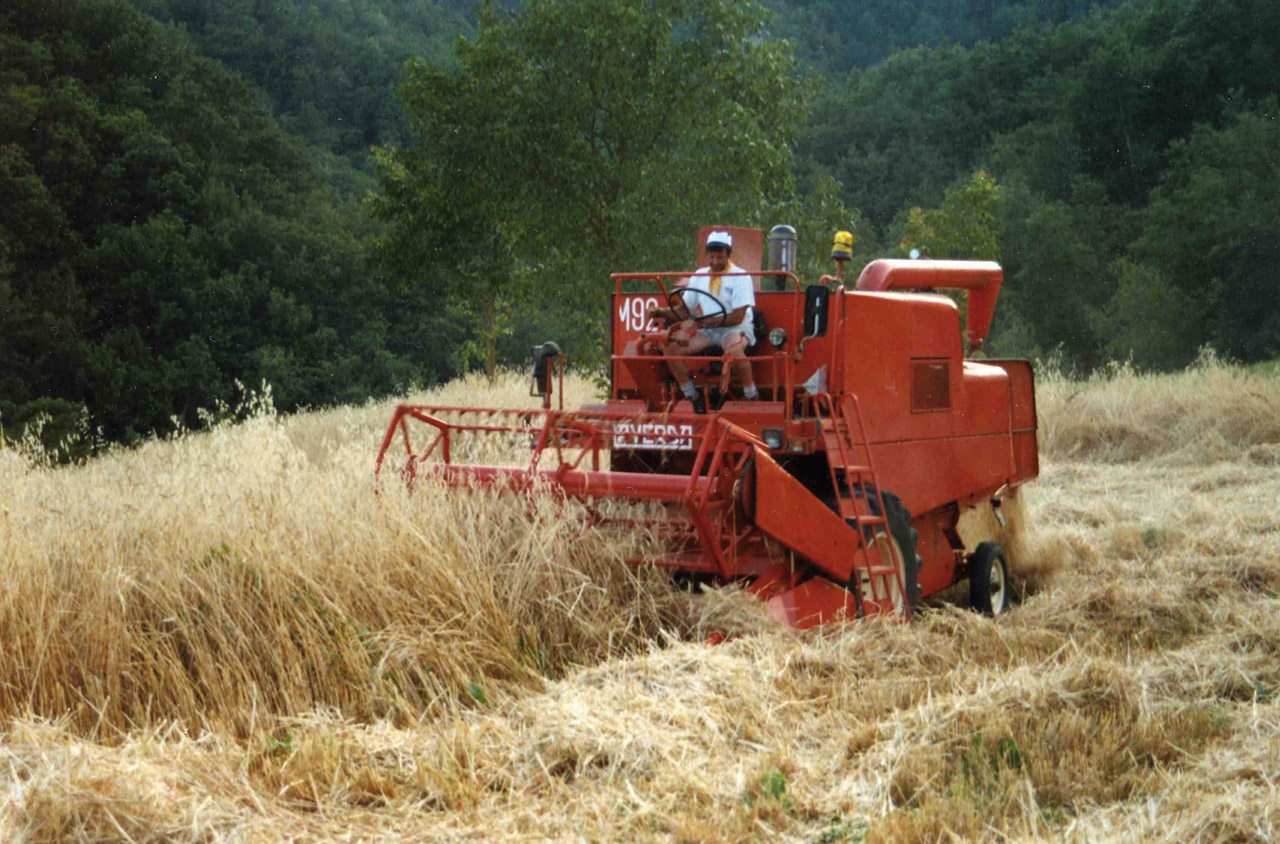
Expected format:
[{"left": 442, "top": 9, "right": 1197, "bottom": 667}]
[{"left": 813, "top": 393, "right": 909, "bottom": 618}]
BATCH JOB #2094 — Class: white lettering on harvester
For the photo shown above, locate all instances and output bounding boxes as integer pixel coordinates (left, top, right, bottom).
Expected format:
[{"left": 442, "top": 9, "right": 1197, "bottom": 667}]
[
  {"left": 612, "top": 422, "right": 694, "bottom": 451},
  {"left": 618, "top": 297, "right": 660, "bottom": 333}
]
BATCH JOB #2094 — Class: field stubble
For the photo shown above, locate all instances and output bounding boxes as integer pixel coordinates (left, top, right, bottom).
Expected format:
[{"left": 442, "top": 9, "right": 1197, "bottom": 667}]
[{"left": 1, "top": 358, "right": 1278, "bottom": 840}]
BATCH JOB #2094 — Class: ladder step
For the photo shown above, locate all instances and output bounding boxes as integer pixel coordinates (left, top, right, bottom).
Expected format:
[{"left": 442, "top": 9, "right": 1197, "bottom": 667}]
[
  {"left": 861, "top": 565, "right": 900, "bottom": 576},
  {"left": 841, "top": 514, "right": 885, "bottom": 526},
  {"left": 824, "top": 400, "right": 900, "bottom": 603}
]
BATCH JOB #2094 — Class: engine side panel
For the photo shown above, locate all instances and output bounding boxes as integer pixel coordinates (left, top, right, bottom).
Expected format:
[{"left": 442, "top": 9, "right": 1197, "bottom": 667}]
[{"left": 836, "top": 291, "right": 1036, "bottom": 517}]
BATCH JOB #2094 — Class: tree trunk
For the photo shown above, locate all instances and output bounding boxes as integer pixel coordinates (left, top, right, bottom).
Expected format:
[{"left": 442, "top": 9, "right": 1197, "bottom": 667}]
[{"left": 485, "top": 295, "right": 496, "bottom": 383}]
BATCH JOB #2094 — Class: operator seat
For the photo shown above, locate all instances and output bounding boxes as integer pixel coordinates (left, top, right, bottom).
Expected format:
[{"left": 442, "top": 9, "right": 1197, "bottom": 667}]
[{"left": 697, "top": 307, "right": 768, "bottom": 359}]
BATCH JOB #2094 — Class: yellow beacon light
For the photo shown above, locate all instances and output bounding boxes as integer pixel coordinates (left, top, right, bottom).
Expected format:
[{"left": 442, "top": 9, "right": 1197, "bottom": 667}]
[{"left": 831, "top": 230, "right": 854, "bottom": 262}]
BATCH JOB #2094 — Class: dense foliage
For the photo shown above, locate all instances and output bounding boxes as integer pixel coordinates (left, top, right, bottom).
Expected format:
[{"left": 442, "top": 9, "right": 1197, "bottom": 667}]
[
  {"left": 797, "top": 0, "right": 1279, "bottom": 366},
  {"left": 374, "top": 0, "right": 803, "bottom": 371},
  {"left": 130, "top": 0, "right": 474, "bottom": 191},
  {"left": 764, "top": 0, "right": 1126, "bottom": 75},
  {"left": 0, "top": 0, "right": 437, "bottom": 450},
  {"left": 3, "top": 0, "right": 1277, "bottom": 452},
  {"left": 124, "top": 0, "right": 1119, "bottom": 195}
]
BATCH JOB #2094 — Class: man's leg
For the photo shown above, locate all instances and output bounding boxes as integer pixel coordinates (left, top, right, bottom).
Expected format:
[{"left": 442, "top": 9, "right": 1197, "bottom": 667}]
[
  {"left": 664, "top": 329, "right": 712, "bottom": 401},
  {"left": 722, "top": 333, "right": 758, "bottom": 400}
]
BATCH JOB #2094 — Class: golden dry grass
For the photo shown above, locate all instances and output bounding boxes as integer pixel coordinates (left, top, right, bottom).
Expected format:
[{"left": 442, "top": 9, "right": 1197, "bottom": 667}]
[{"left": 2, "top": 358, "right": 1279, "bottom": 841}]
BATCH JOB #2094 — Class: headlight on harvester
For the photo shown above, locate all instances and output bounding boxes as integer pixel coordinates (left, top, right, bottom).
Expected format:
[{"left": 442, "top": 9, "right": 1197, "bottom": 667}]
[
  {"left": 768, "top": 327, "right": 787, "bottom": 349},
  {"left": 762, "top": 428, "right": 784, "bottom": 450}
]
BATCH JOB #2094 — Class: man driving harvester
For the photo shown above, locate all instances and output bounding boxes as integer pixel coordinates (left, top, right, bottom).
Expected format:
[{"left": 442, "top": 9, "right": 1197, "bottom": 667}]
[{"left": 646, "top": 230, "right": 759, "bottom": 414}]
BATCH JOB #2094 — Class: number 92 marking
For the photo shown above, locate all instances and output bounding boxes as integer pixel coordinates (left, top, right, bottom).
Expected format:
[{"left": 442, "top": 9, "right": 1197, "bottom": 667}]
[{"left": 619, "top": 296, "right": 660, "bottom": 333}]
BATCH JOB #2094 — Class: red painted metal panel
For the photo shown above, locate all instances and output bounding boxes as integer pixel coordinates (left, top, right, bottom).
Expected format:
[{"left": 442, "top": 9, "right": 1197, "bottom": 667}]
[
  {"left": 985, "top": 359, "right": 1039, "bottom": 432},
  {"left": 871, "top": 435, "right": 1015, "bottom": 520},
  {"left": 914, "top": 509, "right": 963, "bottom": 597},
  {"left": 830, "top": 291, "right": 1031, "bottom": 521},
  {"left": 911, "top": 358, "right": 951, "bottom": 412},
  {"left": 431, "top": 463, "right": 707, "bottom": 502},
  {"left": 749, "top": 445, "right": 859, "bottom": 583},
  {"left": 839, "top": 292, "right": 965, "bottom": 443},
  {"left": 854, "top": 259, "right": 1003, "bottom": 352},
  {"left": 961, "top": 362, "right": 1017, "bottom": 434},
  {"left": 766, "top": 577, "right": 858, "bottom": 629},
  {"left": 1012, "top": 431, "right": 1039, "bottom": 482},
  {"left": 695, "top": 225, "right": 763, "bottom": 275}
]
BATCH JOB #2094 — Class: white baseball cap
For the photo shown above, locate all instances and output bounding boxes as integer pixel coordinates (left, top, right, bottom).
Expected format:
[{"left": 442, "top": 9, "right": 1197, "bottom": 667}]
[{"left": 705, "top": 230, "right": 733, "bottom": 250}]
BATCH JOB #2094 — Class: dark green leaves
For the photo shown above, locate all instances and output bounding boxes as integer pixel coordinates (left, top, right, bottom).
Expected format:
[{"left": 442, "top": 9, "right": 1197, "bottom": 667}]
[{"left": 379, "top": 0, "right": 800, "bottom": 370}]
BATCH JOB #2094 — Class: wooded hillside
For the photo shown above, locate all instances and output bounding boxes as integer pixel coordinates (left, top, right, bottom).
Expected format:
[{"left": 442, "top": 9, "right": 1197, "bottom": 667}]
[
  {"left": 796, "top": 0, "right": 1279, "bottom": 366},
  {"left": 0, "top": 0, "right": 440, "bottom": 450},
  {"left": 2, "top": 0, "right": 1276, "bottom": 452}
]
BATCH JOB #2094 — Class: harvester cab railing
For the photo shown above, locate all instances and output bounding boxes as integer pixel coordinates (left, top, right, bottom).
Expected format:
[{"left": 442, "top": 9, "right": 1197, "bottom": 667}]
[{"left": 610, "top": 270, "right": 817, "bottom": 417}]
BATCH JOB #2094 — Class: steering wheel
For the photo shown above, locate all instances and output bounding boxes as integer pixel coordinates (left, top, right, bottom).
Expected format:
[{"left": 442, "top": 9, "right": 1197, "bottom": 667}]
[{"left": 668, "top": 286, "right": 729, "bottom": 325}]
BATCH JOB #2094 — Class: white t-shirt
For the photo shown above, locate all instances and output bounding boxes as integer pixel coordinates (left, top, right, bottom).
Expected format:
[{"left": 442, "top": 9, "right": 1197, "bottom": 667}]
[{"left": 683, "top": 262, "right": 755, "bottom": 342}]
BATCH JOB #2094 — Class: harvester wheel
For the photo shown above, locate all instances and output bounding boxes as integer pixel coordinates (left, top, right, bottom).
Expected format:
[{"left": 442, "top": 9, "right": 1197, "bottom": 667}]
[
  {"left": 968, "top": 541, "right": 1010, "bottom": 616},
  {"left": 880, "top": 492, "right": 922, "bottom": 616}
]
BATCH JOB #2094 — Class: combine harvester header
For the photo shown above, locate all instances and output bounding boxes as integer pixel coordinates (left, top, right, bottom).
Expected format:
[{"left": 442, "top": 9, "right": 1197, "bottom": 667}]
[{"left": 377, "top": 226, "right": 1038, "bottom": 627}]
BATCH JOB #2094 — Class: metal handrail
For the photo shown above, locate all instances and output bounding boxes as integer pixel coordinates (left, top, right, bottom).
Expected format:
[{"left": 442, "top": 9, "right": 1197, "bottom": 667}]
[
  {"left": 610, "top": 269, "right": 802, "bottom": 292},
  {"left": 610, "top": 270, "right": 808, "bottom": 422}
]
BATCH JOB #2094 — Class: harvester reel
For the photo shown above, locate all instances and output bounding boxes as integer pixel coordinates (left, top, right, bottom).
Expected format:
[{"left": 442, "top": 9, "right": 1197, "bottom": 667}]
[{"left": 668, "top": 286, "right": 728, "bottom": 325}]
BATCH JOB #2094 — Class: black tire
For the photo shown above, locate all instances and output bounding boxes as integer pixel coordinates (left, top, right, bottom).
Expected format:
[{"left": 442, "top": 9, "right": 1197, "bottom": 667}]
[
  {"left": 880, "top": 491, "right": 922, "bottom": 617},
  {"left": 968, "top": 541, "right": 1010, "bottom": 617}
]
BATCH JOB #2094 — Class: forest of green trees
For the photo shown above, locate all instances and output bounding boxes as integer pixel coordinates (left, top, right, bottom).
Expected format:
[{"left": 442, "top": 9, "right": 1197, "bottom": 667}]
[{"left": 2, "top": 0, "right": 1276, "bottom": 454}]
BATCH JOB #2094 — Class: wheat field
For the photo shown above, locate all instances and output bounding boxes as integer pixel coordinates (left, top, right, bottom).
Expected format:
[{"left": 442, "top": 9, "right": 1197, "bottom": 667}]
[{"left": 1, "top": 356, "right": 1279, "bottom": 841}]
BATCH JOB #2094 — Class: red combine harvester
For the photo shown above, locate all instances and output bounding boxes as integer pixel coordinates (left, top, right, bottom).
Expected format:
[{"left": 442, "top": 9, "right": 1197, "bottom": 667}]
[{"left": 376, "top": 226, "right": 1038, "bottom": 627}]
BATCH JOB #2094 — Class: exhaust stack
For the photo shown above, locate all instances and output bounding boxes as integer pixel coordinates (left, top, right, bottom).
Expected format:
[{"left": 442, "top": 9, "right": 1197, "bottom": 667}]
[{"left": 766, "top": 224, "right": 797, "bottom": 290}]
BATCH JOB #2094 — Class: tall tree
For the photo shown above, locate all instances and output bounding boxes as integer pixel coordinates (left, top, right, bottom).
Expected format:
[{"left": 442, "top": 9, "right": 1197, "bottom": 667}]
[
  {"left": 0, "top": 0, "right": 436, "bottom": 451},
  {"left": 762, "top": 0, "right": 1126, "bottom": 76},
  {"left": 898, "top": 170, "right": 1002, "bottom": 261},
  {"left": 130, "top": 0, "right": 474, "bottom": 180},
  {"left": 1131, "top": 105, "right": 1280, "bottom": 363},
  {"left": 374, "top": 0, "right": 799, "bottom": 372}
]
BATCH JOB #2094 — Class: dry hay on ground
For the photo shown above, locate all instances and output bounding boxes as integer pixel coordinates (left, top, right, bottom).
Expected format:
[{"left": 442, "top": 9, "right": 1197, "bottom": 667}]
[{"left": 1, "top": 363, "right": 1279, "bottom": 841}]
